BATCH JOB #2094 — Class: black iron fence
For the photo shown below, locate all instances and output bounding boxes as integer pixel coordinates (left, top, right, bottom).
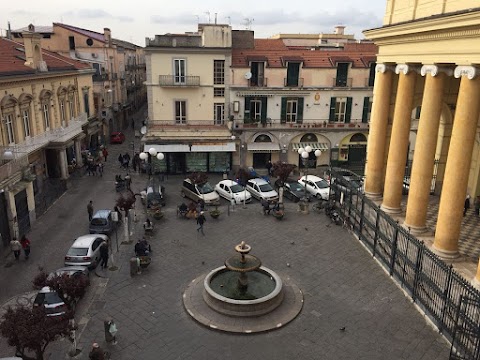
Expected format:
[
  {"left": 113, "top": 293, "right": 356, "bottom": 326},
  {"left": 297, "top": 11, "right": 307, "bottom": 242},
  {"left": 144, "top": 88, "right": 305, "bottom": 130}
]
[
  {"left": 329, "top": 169, "right": 480, "bottom": 359},
  {"left": 35, "top": 179, "right": 67, "bottom": 218}
]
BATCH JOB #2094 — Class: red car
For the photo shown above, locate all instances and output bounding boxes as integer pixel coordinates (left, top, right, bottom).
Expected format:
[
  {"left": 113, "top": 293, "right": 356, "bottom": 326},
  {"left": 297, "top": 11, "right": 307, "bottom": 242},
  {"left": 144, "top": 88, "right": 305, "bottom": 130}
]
[{"left": 110, "top": 132, "right": 125, "bottom": 144}]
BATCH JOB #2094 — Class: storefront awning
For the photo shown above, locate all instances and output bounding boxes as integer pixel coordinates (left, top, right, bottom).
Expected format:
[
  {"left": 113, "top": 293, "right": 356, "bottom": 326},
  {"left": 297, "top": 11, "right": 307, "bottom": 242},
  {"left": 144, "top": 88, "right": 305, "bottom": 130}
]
[
  {"left": 291, "top": 142, "right": 329, "bottom": 152},
  {"left": 247, "top": 143, "right": 281, "bottom": 152},
  {"left": 191, "top": 143, "right": 235, "bottom": 152},
  {"left": 144, "top": 144, "right": 190, "bottom": 153},
  {"left": 144, "top": 142, "right": 235, "bottom": 153}
]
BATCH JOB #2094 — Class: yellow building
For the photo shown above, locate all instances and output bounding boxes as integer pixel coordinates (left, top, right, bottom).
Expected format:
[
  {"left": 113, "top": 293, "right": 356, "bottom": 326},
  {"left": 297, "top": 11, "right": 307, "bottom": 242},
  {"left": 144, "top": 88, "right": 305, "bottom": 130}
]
[
  {"left": 0, "top": 30, "right": 94, "bottom": 249},
  {"left": 363, "top": 2, "right": 480, "bottom": 268}
]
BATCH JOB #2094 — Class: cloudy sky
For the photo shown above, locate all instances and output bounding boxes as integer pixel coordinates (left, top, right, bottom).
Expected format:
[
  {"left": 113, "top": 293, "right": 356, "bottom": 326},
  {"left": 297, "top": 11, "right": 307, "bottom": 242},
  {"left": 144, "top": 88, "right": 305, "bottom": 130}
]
[{"left": 2, "top": 0, "right": 387, "bottom": 46}]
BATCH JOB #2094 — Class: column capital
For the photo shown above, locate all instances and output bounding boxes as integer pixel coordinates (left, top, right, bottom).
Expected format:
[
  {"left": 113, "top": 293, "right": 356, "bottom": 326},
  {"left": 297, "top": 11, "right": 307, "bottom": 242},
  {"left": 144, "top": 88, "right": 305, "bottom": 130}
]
[
  {"left": 395, "top": 64, "right": 419, "bottom": 75},
  {"left": 420, "top": 65, "right": 453, "bottom": 77},
  {"left": 454, "top": 66, "right": 478, "bottom": 80},
  {"left": 375, "top": 64, "right": 395, "bottom": 74}
]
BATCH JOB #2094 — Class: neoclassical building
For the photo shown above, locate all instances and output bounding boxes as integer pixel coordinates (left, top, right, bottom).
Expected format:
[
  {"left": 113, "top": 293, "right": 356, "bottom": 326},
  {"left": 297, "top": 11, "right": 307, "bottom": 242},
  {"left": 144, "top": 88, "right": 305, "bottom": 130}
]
[{"left": 363, "top": 1, "right": 480, "bottom": 275}]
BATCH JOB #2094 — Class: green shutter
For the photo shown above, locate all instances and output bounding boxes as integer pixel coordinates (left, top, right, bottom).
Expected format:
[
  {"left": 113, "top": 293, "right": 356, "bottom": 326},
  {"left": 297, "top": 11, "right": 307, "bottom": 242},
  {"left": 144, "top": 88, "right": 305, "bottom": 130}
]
[
  {"left": 297, "top": 97, "right": 304, "bottom": 124},
  {"left": 261, "top": 97, "right": 267, "bottom": 120},
  {"left": 345, "top": 97, "right": 352, "bottom": 123},
  {"left": 280, "top": 97, "right": 287, "bottom": 123},
  {"left": 329, "top": 97, "right": 336, "bottom": 122},
  {"left": 362, "top": 97, "right": 370, "bottom": 123},
  {"left": 244, "top": 97, "right": 251, "bottom": 121}
]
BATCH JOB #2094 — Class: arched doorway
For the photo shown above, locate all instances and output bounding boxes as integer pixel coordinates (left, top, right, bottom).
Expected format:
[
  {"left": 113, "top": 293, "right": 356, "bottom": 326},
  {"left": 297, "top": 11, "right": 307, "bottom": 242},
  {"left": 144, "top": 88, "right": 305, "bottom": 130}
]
[
  {"left": 252, "top": 134, "right": 273, "bottom": 169},
  {"left": 348, "top": 133, "right": 367, "bottom": 165}
]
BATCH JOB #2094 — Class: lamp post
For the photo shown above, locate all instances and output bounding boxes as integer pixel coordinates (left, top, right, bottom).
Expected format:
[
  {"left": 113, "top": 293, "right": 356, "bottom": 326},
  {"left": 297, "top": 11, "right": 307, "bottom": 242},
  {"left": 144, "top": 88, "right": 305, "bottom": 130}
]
[
  {"left": 139, "top": 148, "right": 164, "bottom": 179},
  {"left": 298, "top": 146, "right": 322, "bottom": 208}
]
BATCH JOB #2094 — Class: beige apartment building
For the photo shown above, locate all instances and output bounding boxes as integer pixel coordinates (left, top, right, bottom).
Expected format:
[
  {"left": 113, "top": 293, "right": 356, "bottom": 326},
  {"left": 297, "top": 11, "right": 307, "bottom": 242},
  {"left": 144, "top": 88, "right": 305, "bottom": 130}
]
[
  {"left": 0, "top": 30, "right": 95, "bottom": 249},
  {"left": 11, "top": 23, "right": 147, "bottom": 146},
  {"left": 363, "top": 1, "right": 480, "bottom": 274}
]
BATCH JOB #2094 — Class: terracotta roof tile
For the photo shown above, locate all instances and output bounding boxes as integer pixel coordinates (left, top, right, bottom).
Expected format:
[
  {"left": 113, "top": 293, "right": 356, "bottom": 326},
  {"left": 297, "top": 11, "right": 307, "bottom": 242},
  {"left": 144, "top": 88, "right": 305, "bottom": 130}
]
[
  {"left": 54, "top": 23, "right": 105, "bottom": 43},
  {"left": 0, "top": 38, "right": 92, "bottom": 77}
]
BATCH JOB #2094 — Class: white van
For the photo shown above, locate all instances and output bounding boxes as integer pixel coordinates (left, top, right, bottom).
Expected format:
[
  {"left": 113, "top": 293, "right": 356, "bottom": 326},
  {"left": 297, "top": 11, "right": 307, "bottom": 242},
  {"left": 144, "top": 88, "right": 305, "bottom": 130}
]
[{"left": 181, "top": 178, "right": 220, "bottom": 205}]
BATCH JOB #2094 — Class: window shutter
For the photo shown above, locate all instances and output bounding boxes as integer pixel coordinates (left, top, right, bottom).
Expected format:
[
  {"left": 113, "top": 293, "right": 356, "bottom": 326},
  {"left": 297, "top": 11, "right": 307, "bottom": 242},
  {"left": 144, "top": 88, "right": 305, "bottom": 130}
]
[
  {"left": 261, "top": 97, "right": 267, "bottom": 120},
  {"left": 280, "top": 97, "right": 287, "bottom": 124},
  {"left": 297, "top": 97, "right": 304, "bottom": 124},
  {"left": 329, "top": 97, "right": 336, "bottom": 122},
  {"left": 244, "top": 97, "right": 251, "bottom": 120},
  {"left": 362, "top": 97, "right": 370, "bottom": 123},
  {"left": 345, "top": 97, "right": 352, "bottom": 123}
]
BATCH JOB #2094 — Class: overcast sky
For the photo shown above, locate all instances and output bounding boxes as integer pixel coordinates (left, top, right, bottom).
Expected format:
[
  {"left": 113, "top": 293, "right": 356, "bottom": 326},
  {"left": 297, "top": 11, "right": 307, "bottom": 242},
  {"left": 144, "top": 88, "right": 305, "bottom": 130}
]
[{"left": 2, "top": 0, "right": 387, "bottom": 46}]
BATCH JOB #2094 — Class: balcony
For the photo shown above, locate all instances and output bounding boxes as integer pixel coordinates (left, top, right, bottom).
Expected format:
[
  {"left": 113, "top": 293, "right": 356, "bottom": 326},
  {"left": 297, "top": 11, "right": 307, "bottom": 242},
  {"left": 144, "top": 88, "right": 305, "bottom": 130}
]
[
  {"left": 159, "top": 75, "right": 200, "bottom": 87},
  {"left": 283, "top": 78, "right": 304, "bottom": 87},
  {"left": 149, "top": 120, "right": 228, "bottom": 127},
  {"left": 93, "top": 74, "right": 108, "bottom": 82},
  {"left": 249, "top": 78, "right": 268, "bottom": 87},
  {"left": 233, "top": 118, "right": 369, "bottom": 131},
  {"left": 332, "top": 77, "right": 353, "bottom": 87}
]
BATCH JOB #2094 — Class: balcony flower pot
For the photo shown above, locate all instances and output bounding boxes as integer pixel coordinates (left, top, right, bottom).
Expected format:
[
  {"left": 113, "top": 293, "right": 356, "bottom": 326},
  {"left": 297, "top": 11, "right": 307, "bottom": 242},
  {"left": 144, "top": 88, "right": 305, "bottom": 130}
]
[
  {"left": 348, "top": 124, "right": 356, "bottom": 127},
  {"left": 210, "top": 209, "right": 221, "bottom": 219}
]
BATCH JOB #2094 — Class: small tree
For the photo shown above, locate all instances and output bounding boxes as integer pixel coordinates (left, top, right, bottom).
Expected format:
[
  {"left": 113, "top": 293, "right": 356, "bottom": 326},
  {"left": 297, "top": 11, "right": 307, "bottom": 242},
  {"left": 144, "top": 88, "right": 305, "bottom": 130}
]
[
  {"left": 235, "top": 167, "right": 253, "bottom": 186},
  {"left": 187, "top": 172, "right": 208, "bottom": 185},
  {"left": 116, "top": 191, "right": 137, "bottom": 218},
  {"left": 272, "top": 162, "right": 296, "bottom": 185},
  {"left": 0, "top": 306, "right": 74, "bottom": 360}
]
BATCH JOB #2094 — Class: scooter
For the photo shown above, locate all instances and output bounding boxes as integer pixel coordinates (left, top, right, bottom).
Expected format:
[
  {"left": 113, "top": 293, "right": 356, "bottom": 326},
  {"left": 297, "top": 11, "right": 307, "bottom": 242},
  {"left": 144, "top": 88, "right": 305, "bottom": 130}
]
[
  {"left": 115, "top": 175, "right": 126, "bottom": 192},
  {"left": 325, "top": 204, "right": 342, "bottom": 225}
]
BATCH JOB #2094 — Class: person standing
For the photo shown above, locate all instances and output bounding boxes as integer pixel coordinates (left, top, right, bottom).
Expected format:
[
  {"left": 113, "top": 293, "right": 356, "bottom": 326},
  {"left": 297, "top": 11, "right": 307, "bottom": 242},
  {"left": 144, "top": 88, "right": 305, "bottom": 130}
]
[
  {"left": 118, "top": 153, "right": 123, "bottom": 168},
  {"left": 464, "top": 195, "right": 471, "bottom": 217},
  {"left": 98, "top": 162, "right": 104, "bottom": 177},
  {"left": 125, "top": 173, "right": 131, "bottom": 190},
  {"left": 123, "top": 153, "right": 131, "bottom": 169},
  {"left": 10, "top": 238, "right": 21, "bottom": 260},
  {"left": 20, "top": 235, "right": 31, "bottom": 260},
  {"left": 102, "top": 147, "right": 108, "bottom": 162},
  {"left": 266, "top": 160, "right": 273, "bottom": 176},
  {"left": 196, "top": 211, "right": 206, "bottom": 236},
  {"left": 99, "top": 241, "right": 109, "bottom": 269},
  {"left": 88, "top": 343, "right": 105, "bottom": 360},
  {"left": 87, "top": 200, "right": 94, "bottom": 221}
]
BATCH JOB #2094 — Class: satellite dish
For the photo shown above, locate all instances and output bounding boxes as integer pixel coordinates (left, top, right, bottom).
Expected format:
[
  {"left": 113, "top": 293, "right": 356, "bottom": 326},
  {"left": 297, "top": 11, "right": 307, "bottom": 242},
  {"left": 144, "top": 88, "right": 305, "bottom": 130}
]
[
  {"left": 140, "top": 126, "right": 147, "bottom": 135},
  {"left": 244, "top": 71, "right": 252, "bottom": 80}
]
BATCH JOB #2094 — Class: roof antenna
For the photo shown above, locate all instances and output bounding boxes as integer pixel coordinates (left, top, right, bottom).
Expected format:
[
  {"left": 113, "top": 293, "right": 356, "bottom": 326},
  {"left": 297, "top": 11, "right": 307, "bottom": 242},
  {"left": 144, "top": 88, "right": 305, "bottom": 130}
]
[
  {"left": 204, "top": 11, "right": 211, "bottom": 24},
  {"left": 214, "top": 13, "right": 217, "bottom": 25},
  {"left": 243, "top": 18, "right": 254, "bottom": 30},
  {"left": 225, "top": 16, "right": 231, "bottom": 25}
]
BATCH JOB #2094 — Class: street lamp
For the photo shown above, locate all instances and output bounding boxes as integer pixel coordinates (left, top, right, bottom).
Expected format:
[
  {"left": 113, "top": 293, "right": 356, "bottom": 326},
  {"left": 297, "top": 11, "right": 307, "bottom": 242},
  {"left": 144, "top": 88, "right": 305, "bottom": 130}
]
[
  {"left": 139, "top": 148, "right": 164, "bottom": 178},
  {"left": 298, "top": 146, "right": 322, "bottom": 203}
]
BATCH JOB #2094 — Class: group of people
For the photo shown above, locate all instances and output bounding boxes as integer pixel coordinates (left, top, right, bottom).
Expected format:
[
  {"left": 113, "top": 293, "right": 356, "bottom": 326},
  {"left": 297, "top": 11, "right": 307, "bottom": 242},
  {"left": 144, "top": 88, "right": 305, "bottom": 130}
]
[
  {"left": 84, "top": 148, "right": 108, "bottom": 177},
  {"left": 10, "top": 235, "right": 31, "bottom": 260},
  {"left": 118, "top": 153, "right": 131, "bottom": 170},
  {"left": 134, "top": 237, "right": 152, "bottom": 257},
  {"left": 261, "top": 198, "right": 281, "bottom": 215}
]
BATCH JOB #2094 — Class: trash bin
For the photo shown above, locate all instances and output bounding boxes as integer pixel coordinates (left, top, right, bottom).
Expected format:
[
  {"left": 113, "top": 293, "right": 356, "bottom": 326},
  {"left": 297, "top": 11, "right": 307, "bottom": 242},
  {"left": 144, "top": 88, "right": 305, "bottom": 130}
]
[{"left": 298, "top": 201, "right": 309, "bottom": 214}]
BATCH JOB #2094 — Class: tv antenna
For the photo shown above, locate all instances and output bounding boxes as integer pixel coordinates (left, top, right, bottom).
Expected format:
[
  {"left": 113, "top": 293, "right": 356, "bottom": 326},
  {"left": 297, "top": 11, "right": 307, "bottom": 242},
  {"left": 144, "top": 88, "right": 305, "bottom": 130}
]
[
  {"left": 225, "top": 16, "right": 231, "bottom": 25},
  {"left": 204, "top": 11, "right": 211, "bottom": 23},
  {"left": 243, "top": 18, "right": 254, "bottom": 30}
]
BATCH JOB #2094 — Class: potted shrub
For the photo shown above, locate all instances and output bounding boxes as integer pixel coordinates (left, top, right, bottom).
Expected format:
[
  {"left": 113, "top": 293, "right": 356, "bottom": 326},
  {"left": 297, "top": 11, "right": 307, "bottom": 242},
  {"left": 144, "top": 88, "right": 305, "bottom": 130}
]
[{"left": 210, "top": 205, "right": 221, "bottom": 219}]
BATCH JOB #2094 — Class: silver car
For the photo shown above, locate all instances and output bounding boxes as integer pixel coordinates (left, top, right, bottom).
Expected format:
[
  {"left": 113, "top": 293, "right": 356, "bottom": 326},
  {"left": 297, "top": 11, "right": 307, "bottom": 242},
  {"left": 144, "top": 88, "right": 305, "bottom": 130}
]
[{"left": 64, "top": 234, "right": 108, "bottom": 269}]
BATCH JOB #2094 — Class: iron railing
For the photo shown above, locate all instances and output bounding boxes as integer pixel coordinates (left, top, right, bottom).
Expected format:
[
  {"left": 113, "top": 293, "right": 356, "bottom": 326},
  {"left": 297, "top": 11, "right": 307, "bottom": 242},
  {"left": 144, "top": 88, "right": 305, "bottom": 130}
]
[
  {"left": 329, "top": 169, "right": 480, "bottom": 352},
  {"left": 158, "top": 75, "right": 200, "bottom": 87}
]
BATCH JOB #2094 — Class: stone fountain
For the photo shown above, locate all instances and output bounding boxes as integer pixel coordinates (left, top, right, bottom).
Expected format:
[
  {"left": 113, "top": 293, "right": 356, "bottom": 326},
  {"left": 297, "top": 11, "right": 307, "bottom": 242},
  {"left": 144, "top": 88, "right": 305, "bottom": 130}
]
[{"left": 183, "top": 241, "right": 303, "bottom": 333}]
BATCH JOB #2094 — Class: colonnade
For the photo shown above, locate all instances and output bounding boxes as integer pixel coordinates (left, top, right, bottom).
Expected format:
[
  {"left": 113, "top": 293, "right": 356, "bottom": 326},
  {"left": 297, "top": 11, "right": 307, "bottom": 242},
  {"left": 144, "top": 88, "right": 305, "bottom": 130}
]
[{"left": 365, "top": 63, "right": 480, "bottom": 260}]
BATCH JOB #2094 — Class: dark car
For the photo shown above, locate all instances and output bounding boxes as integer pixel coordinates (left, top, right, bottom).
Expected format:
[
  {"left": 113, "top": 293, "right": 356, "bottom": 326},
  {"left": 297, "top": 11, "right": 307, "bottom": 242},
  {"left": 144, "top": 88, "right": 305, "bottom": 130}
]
[
  {"left": 329, "top": 168, "right": 364, "bottom": 193},
  {"left": 33, "top": 286, "right": 68, "bottom": 317},
  {"left": 275, "top": 178, "right": 312, "bottom": 203},
  {"left": 89, "top": 210, "right": 116, "bottom": 235},
  {"left": 110, "top": 131, "right": 126, "bottom": 144}
]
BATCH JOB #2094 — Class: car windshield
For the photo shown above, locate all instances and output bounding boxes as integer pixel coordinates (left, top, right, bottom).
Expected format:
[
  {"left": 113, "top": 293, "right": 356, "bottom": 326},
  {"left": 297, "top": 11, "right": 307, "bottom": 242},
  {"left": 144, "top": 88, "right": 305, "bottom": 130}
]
[
  {"left": 288, "top": 183, "right": 303, "bottom": 191},
  {"left": 67, "top": 247, "right": 88, "bottom": 256},
  {"left": 90, "top": 218, "right": 107, "bottom": 226},
  {"left": 35, "top": 291, "right": 63, "bottom": 305},
  {"left": 197, "top": 182, "right": 214, "bottom": 194},
  {"left": 315, "top": 180, "right": 329, "bottom": 189},
  {"left": 230, "top": 184, "right": 245, "bottom": 193},
  {"left": 259, "top": 183, "right": 274, "bottom": 192}
]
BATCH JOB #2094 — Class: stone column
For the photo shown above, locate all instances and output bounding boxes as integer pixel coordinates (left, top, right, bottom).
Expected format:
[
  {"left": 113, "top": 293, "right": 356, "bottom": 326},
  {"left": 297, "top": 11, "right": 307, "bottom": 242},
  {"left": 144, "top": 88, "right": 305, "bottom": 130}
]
[
  {"left": 75, "top": 139, "right": 83, "bottom": 167},
  {"left": 364, "top": 64, "right": 394, "bottom": 199},
  {"left": 59, "top": 148, "right": 68, "bottom": 180},
  {"left": 381, "top": 65, "right": 417, "bottom": 213},
  {"left": 433, "top": 66, "right": 480, "bottom": 259},
  {"left": 404, "top": 66, "right": 448, "bottom": 233}
]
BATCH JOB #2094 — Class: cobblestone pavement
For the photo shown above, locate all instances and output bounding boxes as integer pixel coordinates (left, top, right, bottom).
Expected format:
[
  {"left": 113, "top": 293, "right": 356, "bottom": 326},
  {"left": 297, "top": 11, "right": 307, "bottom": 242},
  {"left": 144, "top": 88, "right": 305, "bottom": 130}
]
[{"left": 1, "top": 106, "right": 451, "bottom": 359}]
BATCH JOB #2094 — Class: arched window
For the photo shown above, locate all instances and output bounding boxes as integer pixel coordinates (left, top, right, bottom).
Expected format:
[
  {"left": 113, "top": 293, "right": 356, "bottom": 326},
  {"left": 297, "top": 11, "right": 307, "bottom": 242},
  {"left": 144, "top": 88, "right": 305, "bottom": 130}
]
[
  {"left": 254, "top": 134, "right": 272, "bottom": 143},
  {"left": 18, "top": 93, "right": 33, "bottom": 138},
  {"left": 39, "top": 90, "right": 53, "bottom": 130},
  {"left": 300, "top": 133, "right": 318, "bottom": 143},
  {"left": 350, "top": 133, "right": 367, "bottom": 142},
  {"left": 1, "top": 95, "right": 18, "bottom": 145}
]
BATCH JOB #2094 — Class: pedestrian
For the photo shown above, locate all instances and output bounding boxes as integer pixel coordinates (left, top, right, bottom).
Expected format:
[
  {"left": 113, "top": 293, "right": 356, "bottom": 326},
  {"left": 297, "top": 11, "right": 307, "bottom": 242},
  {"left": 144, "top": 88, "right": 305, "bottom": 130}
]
[
  {"left": 475, "top": 195, "right": 480, "bottom": 216},
  {"left": 464, "top": 195, "right": 470, "bottom": 217},
  {"left": 87, "top": 200, "right": 94, "bottom": 221},
  {"left": 10, "top": 237, "right": 21, "bottom": 260},
  {"left": 261, "top": 198, "right": 271, "bottom": 215},
  {"left": 266, "top": 160, "right": 273, "bottom": 176},
  {"left": 123, "top": 153, "right": 131, "bottom": 169},
  {"left": 114, "top": 205, "right": 123, "bottom": 223},
  {"left": 20, "top": 235, "right": 31, "bottom": 260},
  {"left": 196, "top": 211, "right": 206, "bottom": 236},
  {"left": 125, "top": 173, "right": 131, "bottom": 190},
  {"left": 107, "top": 319, "right": 118, "bottom": 345},
  {"left": 102, "top": 147, "right": 108, "bottom": 162},
  {"left": 132, "top": 153, "right": 139, "bottom": 172},
  {"left": 118, "top": 154, "right": 123, "bottom": 168},
  {"left": 88, "top": 342, "right": 105, "bottom": 360},
  {"left": 99, "top": 241, "right": 109, "bottom": 269},
  {"left": 98, "top": 162, "right": 104, "bottom": 177},
  {"left": 131, "top": 118, "right": 135, "bottom": 130}
]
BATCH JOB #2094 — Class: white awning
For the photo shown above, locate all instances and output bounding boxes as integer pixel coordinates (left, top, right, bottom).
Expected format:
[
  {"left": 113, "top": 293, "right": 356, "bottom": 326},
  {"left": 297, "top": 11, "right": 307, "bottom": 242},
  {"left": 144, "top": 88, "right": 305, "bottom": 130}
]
[
  {"left": 291, "top": 142, "right": 329, "bottom": 152},
  {"left": 191, "top": 143, "right": 235, "bottom": 152},
  {"left": 143, "top": 144, "right": 190, "bottom": 153},
  {"left": 247, "top": 142, "right": 281, "bottom": 152}
]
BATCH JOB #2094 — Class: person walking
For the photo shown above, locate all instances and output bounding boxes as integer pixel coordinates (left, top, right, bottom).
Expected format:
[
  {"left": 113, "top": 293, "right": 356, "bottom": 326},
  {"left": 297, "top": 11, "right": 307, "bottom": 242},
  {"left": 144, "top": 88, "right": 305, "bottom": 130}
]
[
  {"left": 464, "top": 195, "right": 471, "bottom": 217},
  {"left": 123, "top": 153, "right": 131, "bottom": 169},
  {"left": 87, "top": 200, "right": 94, "bottom": 221},
  {"left": 132, "top": 153, "right": 139, "bottom": 172},
  {"left": 102, "top": 147, "right": 108, "bottom": 162},
  {"left": 118, "top": 154, "right": 123, "bottom": 168},
  {"left": 125, "top": 173, "right": 131, "bottom": 190},
  {"left": 99, "top": 241, "right": 109, "bottom": 269},
  {"left": 10, "top": 238, "right": 21, "bottom": 260},
  {"left": 20, "top": 235, "right": 31, "bottom": 260},
  {"left": 196, "top": 211, "right": 206, "bottom": 236},
  {"left": 88, "top": 343, "right": 106, "bottom": 360},
  {"left": 98, "top": 162, "right": 104, "bottom": 177},
  {"left": 266, "top": 160, "right": 273, "bottom": 176}
]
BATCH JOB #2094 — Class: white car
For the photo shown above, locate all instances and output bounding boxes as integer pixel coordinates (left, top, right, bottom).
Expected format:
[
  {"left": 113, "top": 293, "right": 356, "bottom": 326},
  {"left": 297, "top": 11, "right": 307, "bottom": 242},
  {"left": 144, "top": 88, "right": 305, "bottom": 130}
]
[
  {"left": 298, "top": 175, "right": 330, "bottom": 200},
  {"left": 246, "top": 178, "right": 279, "bottom": 202},
  {"left": 215, "top": 180, "right": 252, "bottom": 204},
  {"left": 64, "top": 234, "right": 108, "bottom": 269}
]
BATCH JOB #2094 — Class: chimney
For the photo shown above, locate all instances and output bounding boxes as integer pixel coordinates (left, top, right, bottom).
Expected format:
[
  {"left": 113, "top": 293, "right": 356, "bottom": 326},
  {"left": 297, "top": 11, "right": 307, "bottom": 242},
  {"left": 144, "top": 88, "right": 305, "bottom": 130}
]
[
  {"left": 104, "top": 28, "right": 112, "bottom": 46},
  {"left": 23, "top": 25, "right": 47, "bottom": 71},
  {"left": 334, "top": 26, "right": 345, "bottom": 35},
  {"left": 6, "top": 21, "right": 12, "bottom": 40}
]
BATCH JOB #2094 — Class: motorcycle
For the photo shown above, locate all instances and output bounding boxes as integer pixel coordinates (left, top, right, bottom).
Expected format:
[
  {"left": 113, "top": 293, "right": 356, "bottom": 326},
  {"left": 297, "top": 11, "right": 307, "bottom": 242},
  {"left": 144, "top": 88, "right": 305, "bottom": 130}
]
[
  {"left": 325, "top": 204, "right": 342, "bottom": 225},
  {"left": 115, "top": 175, "right": 126, "bottom": 192}
]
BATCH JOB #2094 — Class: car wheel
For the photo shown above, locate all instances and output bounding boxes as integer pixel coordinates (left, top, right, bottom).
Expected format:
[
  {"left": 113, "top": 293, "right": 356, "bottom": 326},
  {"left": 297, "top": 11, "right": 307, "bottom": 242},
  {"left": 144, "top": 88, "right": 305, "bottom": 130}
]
[{"left": 316, "top": 193, "right": 322, "bottom": 200}]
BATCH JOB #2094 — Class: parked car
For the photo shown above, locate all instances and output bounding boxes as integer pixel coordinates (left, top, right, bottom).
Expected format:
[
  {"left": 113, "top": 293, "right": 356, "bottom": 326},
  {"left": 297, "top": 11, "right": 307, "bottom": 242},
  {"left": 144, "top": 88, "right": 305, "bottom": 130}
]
[
  {"left": 48, "top": 266, "right": 90, "bottom": 281},
  {"left": 141, "top": 178, "right": 166, "bottom": 208},
  {"left": 246, "top": 178, "right": 279, "bottom": 202},
  {"left": 33, "top": 286, "right": 68, "bottom": 317},
  {"left": 89, "top": 210, "right": 117, "bottom": 235},
  {"left": 110, "top": 131, "right": 125, "bottom": 144},
  {"left": 329, "top": 168, "right": 364, "bottom": 193},
  {"left": 274, "top": 178, "right": 312, "bottom": 202},
  {"left": 64, "top": 234, "right": 108, "bottom": 269},
  {"left": 215, "top": 180, "right": 252, "bottom": 204},
  {"left": 181, "top": 178, "right": 220, "bottom": 205},
  {"left": 298, "top": 175, "right": 330, "bottom": 200}
]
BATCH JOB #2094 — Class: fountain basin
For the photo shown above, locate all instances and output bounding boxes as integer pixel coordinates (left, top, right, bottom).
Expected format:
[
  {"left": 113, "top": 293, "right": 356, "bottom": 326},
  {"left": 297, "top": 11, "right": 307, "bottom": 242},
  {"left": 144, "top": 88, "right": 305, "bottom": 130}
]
[{"left": 203, "top": 266, "right": 284, "bottom": 317}]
